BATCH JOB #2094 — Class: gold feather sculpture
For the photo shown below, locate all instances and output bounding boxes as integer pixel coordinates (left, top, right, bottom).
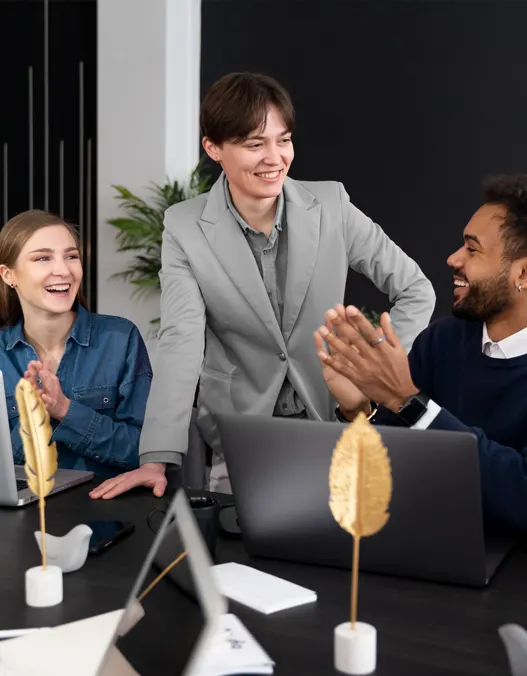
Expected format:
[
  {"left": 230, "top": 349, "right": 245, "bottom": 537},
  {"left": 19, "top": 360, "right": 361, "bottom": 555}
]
[
  {"left": 16, "top": 378, "right": 58, "bottom": 570},
  {"left": 329, "top": 413, "right": 392, "bottom": 629}
]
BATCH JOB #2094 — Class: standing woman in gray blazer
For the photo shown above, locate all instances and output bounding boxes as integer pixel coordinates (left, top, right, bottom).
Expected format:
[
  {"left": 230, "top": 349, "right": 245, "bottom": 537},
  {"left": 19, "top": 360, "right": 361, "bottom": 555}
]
[{"left": 91, "top": 72, "right": 435, "bottom": 499}]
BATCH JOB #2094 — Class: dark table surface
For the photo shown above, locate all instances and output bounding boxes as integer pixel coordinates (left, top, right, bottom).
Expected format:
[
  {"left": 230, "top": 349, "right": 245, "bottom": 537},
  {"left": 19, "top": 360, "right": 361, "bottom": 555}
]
[{"left": 0, "top": 479, "right": 523, "bottom": 676}]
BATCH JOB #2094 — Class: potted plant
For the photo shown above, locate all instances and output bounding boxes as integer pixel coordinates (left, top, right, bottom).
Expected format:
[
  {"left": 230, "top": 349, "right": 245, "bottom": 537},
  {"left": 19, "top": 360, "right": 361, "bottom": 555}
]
[{"left": 107, "top": 159, "right": 211, "bottom": 325}]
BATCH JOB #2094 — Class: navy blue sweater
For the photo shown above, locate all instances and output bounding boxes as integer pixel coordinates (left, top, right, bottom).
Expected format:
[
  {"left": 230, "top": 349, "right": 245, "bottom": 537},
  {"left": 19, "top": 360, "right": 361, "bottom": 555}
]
[{"left": 377, "top": 317, "right": 527, "bottom": 531}]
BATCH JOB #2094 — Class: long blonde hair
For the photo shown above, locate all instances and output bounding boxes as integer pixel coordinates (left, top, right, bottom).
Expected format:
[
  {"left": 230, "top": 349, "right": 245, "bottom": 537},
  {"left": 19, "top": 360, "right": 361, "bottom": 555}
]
[{"left": 0, "top": 210, "right": 86, "bottom": 328}]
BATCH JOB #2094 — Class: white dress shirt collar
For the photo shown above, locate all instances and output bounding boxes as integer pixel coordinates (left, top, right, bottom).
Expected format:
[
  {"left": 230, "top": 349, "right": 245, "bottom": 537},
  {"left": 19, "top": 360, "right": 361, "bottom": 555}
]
[{"left": 482, "top": 323, "right": 527, "bottom": 359}]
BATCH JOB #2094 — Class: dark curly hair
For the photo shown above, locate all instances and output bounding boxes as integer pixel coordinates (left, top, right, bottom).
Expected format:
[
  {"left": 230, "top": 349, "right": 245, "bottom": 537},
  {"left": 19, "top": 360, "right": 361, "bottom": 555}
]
[{"left": 483, "top": 174, "right": 527, "bottom": 261}]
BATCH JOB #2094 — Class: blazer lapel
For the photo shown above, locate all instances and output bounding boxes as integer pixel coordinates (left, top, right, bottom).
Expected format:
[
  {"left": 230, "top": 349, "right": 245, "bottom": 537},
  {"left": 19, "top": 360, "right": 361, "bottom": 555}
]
[
  {"left": 282, "top": 179, "right": 321, "bottom": 342},
  {"left": 199, "top": 176, "right": 286, "bottom": 350}
]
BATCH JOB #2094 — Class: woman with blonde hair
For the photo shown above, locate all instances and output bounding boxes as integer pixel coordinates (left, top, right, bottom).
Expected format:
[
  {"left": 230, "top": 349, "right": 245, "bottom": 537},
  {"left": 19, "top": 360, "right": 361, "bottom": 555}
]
[{"left": 0, "top": 210, "right": 152, "bottom": 477}]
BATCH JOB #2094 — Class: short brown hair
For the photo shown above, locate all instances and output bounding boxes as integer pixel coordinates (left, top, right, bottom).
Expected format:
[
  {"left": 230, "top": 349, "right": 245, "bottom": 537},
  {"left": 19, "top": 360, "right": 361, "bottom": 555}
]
[
  {"left": 200, "top": 72, "right": 296, "bottom": 145},
  {"left": 0, "top": 210, "right": 86, "bottom": 327}
]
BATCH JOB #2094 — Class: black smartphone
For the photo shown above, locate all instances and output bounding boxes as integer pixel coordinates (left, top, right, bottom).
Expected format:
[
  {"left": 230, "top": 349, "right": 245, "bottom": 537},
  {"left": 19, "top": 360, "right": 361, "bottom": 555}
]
[{"left": 87, "top": 519, "right": 135, "bottom": 555}]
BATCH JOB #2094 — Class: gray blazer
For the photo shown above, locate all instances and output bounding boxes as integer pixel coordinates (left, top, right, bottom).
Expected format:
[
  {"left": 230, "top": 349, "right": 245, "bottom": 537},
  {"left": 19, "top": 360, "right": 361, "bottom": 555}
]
[{"left": 139, "top": 175, "right": 435, "bottom": 470}]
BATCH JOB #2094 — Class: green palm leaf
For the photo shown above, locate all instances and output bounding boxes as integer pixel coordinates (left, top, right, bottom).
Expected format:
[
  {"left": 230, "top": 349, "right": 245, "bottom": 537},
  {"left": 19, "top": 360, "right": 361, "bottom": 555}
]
[{"left": 108, "top": 159, "right": 211, "bottom": 323}]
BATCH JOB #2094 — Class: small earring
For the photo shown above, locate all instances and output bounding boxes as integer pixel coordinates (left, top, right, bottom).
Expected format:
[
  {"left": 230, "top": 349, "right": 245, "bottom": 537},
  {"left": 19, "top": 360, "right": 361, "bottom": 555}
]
[
  {"left": 10, "top": 283, "right": 15, "bottom": 289},
  {"left": 518, "top": 285, "right": 523, "bottom": 293}
]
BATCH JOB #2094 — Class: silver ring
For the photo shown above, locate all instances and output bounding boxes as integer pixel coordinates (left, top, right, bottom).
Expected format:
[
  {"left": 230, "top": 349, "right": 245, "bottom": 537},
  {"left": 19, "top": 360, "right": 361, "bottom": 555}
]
[{"left": 370, "top": 335, "right": 386, "bottom": 348}]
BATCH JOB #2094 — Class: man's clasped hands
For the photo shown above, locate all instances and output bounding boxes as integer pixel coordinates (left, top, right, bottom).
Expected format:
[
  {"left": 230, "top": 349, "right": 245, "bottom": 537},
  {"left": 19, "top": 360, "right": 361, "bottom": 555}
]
[{"left": 314, "top": 304, "right": 419, "bottom": 420}]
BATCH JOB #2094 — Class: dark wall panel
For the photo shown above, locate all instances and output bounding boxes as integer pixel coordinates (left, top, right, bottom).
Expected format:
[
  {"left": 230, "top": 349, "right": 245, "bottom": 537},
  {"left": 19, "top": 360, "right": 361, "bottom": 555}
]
[
  {"left": 201, "top": 0, "right": 527, "bottom": 318},
  {"left": 0, "top": 0, "right": 97, "bottom": 309}
]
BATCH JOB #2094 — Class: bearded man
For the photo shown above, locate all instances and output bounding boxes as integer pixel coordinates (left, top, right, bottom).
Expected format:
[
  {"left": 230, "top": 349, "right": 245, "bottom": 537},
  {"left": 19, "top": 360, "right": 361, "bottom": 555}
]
[{"left": 316, "top": 174, "right": 527, "bottom": 531}]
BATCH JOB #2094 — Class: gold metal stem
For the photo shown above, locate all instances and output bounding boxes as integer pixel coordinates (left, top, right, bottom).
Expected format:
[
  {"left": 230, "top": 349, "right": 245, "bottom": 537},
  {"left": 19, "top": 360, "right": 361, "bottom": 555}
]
[
  {"left": 137, "top": 551, "right": 188, "bottom": 602},
  {"left": 351, "top": 536, "right": 360, "bottom": 629},
  {"left": 39, "top": 497, "right": 47, "bottom": 570}
]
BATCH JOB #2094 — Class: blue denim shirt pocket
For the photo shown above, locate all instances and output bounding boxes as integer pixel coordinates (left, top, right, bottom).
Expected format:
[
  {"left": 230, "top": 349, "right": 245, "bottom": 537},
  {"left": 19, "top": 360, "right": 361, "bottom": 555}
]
[{"left": 71, "top": 384, "right": 119, "bottom": 413}]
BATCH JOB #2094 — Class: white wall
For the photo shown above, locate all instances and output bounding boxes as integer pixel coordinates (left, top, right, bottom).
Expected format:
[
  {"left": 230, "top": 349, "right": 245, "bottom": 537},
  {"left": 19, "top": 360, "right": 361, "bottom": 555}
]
[{"left": 97, "top": 0, "right": 201, "bottom": 337}]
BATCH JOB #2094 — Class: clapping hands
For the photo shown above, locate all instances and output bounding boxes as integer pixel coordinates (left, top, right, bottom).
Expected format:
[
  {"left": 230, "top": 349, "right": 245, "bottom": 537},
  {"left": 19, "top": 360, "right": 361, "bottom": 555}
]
[
  {"left": 24, "top": 359, "right": 70, "bottom": 421},
  {"left": 314, "top": 305, "right": 417, "bottom": 414}
]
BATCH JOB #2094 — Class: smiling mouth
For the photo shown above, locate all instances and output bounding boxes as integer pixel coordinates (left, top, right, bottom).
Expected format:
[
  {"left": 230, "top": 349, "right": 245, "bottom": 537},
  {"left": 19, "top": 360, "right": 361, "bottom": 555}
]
[
  {"left": 453, "top": 278, "right": 470, "bottom": 301},
  {"left": 254, "top": 170, "right": 282, "bottom": 180},
  {"left": 45, "top": 284, "right": 71, "bottom": 294}
]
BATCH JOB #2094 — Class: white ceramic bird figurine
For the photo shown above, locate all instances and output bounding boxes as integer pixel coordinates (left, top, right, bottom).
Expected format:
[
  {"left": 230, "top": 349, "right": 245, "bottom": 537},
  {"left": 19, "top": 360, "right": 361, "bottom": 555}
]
[
  {"left": 499, "top": 624, "right": 527, "bottom": 676},
  {"left": 34, "top": 524, "right": 93, "bottom": 573}
]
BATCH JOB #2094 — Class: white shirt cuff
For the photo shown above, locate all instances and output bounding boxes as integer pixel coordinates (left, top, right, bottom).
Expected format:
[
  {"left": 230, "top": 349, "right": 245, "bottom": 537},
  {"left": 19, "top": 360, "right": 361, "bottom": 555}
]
[{"left": 411, "top": 399, "right": 441, "bottom": 430}]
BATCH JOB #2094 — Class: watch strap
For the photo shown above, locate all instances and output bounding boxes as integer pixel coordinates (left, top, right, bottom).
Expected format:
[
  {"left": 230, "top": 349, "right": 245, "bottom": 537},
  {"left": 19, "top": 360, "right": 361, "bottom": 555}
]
[{"left": 335, "top": 402, "right": 378, "bottom": 423}]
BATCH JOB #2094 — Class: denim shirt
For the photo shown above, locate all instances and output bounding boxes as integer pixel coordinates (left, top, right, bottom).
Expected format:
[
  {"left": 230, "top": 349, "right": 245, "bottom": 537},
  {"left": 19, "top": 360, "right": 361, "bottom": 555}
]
[{"left": 0, "top": 306, "right": 152, "bottom": 478}]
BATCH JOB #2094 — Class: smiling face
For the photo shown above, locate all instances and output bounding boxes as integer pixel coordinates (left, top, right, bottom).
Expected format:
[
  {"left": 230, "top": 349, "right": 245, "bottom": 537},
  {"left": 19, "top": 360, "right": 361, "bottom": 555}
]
[
  {"left": 203, "top": 105, "right": 294, "bottom": 201},
  {"left": 447, "top": 204, "right": 520, "bottom": 321},
  {"left": 0, "top": 224, "right": 83, "bottom": 319}
]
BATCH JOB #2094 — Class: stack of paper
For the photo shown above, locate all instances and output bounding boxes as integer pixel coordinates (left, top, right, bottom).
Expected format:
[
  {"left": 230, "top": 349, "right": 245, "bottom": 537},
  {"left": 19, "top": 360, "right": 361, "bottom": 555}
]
[{"left": 212, "top": 562, "right": 317, "bottom": 614}]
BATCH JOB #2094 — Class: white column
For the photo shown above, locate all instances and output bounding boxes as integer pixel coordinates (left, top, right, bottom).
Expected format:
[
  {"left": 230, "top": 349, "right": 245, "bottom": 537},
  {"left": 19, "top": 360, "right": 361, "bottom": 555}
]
[{"left": 97, "top": 0, "right": 201, "bottom": 337}]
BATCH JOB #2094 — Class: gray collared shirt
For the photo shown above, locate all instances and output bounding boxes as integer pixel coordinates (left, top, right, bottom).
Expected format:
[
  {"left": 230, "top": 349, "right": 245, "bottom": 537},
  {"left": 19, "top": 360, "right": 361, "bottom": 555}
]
[{"left": 223, "top": 177, "right": 305, "bottom": 416}]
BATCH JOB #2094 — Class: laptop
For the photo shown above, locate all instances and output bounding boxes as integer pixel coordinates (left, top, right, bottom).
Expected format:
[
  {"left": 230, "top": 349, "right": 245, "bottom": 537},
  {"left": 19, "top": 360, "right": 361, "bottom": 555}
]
[
  {"left": 216, "top": 414, "right": 516, "bottom": 587},
  {"left": 0, "top": 371, "right": 93, "bottom": 506}
]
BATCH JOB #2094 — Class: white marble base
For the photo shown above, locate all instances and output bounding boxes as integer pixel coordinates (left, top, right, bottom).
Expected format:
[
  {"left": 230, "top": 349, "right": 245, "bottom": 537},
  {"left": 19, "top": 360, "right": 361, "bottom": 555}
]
[
  {"left": 25, "top": 565, "right": 63, "bottom": 608},
  {"left": 334, "top": 621, "right": 377, "bottom": 675}
]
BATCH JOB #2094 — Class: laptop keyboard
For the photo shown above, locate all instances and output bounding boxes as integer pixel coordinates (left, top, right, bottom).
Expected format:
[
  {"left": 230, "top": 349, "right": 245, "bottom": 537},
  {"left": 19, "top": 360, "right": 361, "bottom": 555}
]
[{"left": 16, "top": 479, "right": 28, "bottom": 492}]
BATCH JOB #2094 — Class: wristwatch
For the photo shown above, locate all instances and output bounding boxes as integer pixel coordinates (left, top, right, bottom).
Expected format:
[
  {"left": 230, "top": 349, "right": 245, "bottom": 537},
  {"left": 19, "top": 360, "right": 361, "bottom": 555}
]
[{"left": 395, "top": 391, "right": 430, "bottom": 427}]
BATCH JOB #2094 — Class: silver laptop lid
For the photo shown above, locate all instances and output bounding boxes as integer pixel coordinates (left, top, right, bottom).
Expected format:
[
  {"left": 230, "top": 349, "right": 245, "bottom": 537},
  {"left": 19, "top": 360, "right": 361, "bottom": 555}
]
[{"left": 0, "top": 370, "right": 21, "bottom": 506}]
